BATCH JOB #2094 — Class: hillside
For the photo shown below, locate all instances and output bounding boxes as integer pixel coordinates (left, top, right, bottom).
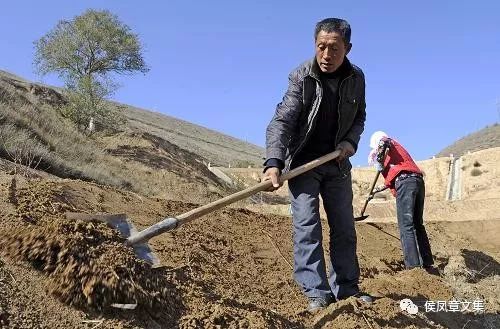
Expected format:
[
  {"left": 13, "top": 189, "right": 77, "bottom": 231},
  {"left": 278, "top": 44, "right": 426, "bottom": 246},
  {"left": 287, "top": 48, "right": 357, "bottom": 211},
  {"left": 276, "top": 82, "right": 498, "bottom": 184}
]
[
  {"left": 0, "top": 69, "right": 265, "bottom": 202},
  {"left": 0, "top": 70, "right": 265, "bottom": 167},
  {"left": 436, "top": 124, "right": 500, "bottom": 157},
  {"left": 123, "top": 105, "right": 265, "bottom": 168}
]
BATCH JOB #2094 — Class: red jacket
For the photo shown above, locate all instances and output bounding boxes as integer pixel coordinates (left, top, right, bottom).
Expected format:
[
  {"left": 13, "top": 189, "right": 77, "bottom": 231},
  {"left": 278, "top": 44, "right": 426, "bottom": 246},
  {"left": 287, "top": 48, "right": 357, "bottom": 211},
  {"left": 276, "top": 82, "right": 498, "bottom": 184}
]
[{"left": 379, "top": 137, "right": 422, "bottom": 196}]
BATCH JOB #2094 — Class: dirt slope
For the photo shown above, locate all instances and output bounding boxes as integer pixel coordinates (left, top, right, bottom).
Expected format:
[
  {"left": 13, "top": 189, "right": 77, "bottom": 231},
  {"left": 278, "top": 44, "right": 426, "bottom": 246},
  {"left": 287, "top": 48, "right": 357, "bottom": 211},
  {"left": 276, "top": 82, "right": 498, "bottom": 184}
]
[
  {"left": 0, "top": 172, "right": 498, "bottom": 329},
  {"left": 0, "top": 71, "right": 236, "bottom": 202},
  {"left": 123, "top": 105, "right": 265, "bottom": 167},
  {"left": 0, "top": 69, "right": 265, "bottom": 169},
  {"left": 437, "top": 124, "right": 500, "bottom": 158}
]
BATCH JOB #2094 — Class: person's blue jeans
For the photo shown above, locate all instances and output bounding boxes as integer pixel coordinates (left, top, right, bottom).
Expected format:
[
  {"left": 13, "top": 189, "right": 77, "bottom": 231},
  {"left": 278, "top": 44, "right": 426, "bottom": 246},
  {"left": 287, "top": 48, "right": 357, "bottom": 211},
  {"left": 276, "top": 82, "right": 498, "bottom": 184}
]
[
  {"left": 395, "top": 175, "right": 434, "bottom": 268},
  {"left": 288, "top": 161, "right": 360, "bottom": 301}
]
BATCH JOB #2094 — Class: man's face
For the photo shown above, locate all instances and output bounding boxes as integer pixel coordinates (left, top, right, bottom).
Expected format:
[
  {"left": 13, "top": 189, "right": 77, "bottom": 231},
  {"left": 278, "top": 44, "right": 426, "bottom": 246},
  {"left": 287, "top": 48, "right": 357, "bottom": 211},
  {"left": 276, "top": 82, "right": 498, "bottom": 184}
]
[{"left": 315, "top": 30, "right": 351, "bottom": 73}]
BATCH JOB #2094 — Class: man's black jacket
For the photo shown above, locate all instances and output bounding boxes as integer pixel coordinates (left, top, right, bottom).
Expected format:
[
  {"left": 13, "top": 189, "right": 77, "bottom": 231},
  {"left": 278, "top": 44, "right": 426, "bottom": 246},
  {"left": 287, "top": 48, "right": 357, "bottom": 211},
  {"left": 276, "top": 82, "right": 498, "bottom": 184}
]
[{"left": 265, "top": 57, "right": 366, "bottom": 170}]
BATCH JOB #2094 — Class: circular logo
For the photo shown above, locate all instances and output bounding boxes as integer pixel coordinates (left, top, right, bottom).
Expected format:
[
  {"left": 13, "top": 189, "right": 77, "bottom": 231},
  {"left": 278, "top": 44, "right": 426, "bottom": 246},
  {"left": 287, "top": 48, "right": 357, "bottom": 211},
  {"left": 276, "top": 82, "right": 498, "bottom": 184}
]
[
  {"left": 399, "top": 299, "right": 412, "bottom": 311},
  {"left": 406, "top": 303, "right": 418, "bottom": 315}
]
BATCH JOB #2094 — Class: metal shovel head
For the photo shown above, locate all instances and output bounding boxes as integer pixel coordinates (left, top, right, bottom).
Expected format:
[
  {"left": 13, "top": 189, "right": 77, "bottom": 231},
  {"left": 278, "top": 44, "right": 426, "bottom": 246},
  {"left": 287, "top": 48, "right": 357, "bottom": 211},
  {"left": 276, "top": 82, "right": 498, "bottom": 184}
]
[
  {"left": 354, "top": 214, "right": 370, "bottom": 222},
  {"left": 65, "top": 212, "right": 160, "bottom": 266}
]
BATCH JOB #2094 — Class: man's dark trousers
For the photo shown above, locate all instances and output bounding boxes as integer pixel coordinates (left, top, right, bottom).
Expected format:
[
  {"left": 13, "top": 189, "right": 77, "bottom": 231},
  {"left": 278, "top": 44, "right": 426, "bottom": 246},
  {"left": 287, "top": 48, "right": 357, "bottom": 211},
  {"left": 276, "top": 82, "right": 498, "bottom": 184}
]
[
  {"left": 395, "top": 175, "right": 434, "bottom": 268},
  {"left": 288, "top": 161, "right": 360, "bottom": 300}
]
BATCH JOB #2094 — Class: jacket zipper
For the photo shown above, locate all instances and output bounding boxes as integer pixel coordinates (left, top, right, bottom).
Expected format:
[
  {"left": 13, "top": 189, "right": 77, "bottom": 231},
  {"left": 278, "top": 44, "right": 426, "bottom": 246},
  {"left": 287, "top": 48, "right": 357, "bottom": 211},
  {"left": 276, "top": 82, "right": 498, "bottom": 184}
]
[
  {"left": 334, "top": 73, "right": 354, "bottom": 146},
  {"left": 286, "top": 78, "right": 323, "bottom": 171},
  {"left": 334, "top": 73, "right": 354, "bottom": 175},
  {"left": 287, "top": 73, "right": 354, "bottom": 171}
]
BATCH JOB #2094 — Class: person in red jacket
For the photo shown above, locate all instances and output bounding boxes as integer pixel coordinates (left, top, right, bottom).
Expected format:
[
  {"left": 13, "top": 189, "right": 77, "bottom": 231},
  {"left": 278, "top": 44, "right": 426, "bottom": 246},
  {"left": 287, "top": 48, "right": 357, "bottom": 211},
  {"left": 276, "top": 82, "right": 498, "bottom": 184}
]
[{"left": 368, "top": 131, "right": 434, "bottom": 269}]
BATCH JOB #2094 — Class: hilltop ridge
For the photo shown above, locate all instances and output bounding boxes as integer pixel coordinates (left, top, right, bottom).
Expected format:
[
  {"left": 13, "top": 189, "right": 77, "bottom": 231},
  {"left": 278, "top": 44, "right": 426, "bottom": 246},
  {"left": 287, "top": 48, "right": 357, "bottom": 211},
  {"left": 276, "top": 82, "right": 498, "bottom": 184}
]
[{"left": 437, "top": 124, "right": 500, "bottom": 157}]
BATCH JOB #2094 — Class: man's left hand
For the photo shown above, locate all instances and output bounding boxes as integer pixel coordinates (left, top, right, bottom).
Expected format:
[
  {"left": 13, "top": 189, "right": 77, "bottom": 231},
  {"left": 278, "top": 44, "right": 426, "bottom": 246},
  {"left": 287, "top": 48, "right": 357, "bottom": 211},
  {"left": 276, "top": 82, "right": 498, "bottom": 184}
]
[{"left": 336, "top": 141, "right": 355, "bottom": 162}]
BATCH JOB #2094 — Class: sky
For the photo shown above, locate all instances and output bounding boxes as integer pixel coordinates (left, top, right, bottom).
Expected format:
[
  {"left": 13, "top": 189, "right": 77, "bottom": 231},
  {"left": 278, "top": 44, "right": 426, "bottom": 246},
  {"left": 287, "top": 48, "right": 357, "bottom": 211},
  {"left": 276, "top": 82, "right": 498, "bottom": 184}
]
[{"left": 1, "top": 0, "right": 499, "bottom": 166}]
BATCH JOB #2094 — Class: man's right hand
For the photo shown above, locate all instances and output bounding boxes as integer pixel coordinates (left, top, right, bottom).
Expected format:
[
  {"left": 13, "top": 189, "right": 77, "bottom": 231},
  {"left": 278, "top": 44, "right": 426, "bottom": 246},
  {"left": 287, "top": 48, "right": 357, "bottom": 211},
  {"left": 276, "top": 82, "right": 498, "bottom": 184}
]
[{"left": 262, "top": 167, "right": 283, "bottom": 191}]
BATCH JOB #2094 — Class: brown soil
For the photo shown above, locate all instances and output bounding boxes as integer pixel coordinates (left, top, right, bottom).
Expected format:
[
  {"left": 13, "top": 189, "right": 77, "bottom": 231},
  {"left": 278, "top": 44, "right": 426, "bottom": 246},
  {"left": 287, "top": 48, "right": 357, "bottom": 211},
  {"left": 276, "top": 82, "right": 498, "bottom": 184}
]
[
  {"left": 0, "top": 173, "right": 498, "bottom": 328},
  {"left": 104, "top": 132, "right": 223, "bottom": 188}
]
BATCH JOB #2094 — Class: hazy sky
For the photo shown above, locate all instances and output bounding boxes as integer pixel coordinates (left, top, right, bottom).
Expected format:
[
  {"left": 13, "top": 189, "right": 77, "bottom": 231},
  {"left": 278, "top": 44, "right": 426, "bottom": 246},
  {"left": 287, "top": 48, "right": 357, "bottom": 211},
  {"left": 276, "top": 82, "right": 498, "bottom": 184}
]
[{"left": 1, "top": 1, "right": 499, "bottom": 166}]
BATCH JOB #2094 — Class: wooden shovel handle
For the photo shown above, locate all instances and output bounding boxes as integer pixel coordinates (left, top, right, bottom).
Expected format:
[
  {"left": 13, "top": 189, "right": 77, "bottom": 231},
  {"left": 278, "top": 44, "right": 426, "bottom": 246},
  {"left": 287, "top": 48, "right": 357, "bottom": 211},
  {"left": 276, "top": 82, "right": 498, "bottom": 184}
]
[
  {"left": 127, "top": 150, "right": 341, "bottom": 245},
  {"left": 176, "top": 150, "right": 341, "bottom": 223},
  {"left": 359, "top": 145, "right": 390, "bottom": 217},
  {"left": 359, "top": 170, "right": 381, "bottom": 216}
]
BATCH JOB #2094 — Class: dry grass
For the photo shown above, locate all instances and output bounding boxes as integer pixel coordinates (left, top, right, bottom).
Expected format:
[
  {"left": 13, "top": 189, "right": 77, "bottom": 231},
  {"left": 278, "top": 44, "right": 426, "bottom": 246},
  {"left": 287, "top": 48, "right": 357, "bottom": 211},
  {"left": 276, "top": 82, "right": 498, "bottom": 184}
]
[
  {"left": 0, "top": 71, "right": 236, "bottom": 202},
  {"left": 122, "top": 104, "right": 265, "bottom": 167},
  {"left": 0, "top": 76, "right": 139, "bottom": 189}
]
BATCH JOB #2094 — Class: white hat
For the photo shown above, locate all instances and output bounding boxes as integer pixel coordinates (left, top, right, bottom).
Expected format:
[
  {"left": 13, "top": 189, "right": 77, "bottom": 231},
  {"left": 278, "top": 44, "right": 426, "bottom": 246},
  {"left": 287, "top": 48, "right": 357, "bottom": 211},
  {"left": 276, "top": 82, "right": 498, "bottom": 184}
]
[
  {"left": 369, "top": 131, "right": 388, "bottom": 149},
  {"left": 367, "top": 148, "right": 377, "bottom": 165}
]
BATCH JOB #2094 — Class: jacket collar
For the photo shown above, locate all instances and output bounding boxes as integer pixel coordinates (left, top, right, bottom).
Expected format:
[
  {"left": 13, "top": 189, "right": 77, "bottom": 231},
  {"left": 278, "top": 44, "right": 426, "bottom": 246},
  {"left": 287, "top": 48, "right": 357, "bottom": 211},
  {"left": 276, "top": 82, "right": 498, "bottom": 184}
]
[{"left": 308, "top": 57, "right": 354, "bottom": 81}]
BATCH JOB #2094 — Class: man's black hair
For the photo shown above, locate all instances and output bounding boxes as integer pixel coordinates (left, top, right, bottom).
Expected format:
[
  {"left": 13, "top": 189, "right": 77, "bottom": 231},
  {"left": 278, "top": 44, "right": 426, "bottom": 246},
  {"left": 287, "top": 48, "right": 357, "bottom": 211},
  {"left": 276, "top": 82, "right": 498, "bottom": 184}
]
[{"left": 314, "top": 18, "right": 351, "bottom": 44}]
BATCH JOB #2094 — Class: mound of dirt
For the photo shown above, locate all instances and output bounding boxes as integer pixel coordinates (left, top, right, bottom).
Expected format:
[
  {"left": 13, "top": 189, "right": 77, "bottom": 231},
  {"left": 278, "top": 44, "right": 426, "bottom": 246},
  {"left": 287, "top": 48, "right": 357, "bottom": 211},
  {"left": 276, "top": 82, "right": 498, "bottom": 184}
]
[
  {"left": 0, "top": 179, "right": 185, "bottom": 327},
  {"left": 0, "top": 220, "right": 179, "bottom": 314}
]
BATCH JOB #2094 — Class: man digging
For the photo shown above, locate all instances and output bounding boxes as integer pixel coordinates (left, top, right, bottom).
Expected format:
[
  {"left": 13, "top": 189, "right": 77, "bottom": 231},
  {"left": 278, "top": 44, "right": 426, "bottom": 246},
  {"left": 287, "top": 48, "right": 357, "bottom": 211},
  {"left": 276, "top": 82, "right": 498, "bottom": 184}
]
[{"left": 263, "top": 18, "right": 372, "bottom": 312}]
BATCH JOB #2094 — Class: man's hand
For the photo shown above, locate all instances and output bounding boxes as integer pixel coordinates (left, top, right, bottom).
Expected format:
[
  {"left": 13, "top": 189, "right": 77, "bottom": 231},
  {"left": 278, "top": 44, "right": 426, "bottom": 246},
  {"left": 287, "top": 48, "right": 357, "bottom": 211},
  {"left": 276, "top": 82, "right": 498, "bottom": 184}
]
[
  {"left": 373, "top": 185, "right": 388, "bottom": 193},
  {"left": 374, "top": 162, "right": 384, "bottom": 172},
  {"left": 262, "top": 167, "right": 283, "bottom": 191},
  {"left": 336, "top": 141, "right": 355, "bottom": 162}
]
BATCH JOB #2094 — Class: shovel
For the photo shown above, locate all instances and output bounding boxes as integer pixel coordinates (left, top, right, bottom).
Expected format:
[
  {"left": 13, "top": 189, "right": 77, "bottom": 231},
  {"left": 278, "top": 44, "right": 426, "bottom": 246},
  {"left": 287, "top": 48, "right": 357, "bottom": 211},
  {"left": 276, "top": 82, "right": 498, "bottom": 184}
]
[
  {"left": 354, "top": 170, "right": 381, "bottom": 221},
  {"left": 66, "top": 150, "right": 342, "bottom": 265},
  {"left": 355, "top": 143, "right": 390, "bottom": 221}
]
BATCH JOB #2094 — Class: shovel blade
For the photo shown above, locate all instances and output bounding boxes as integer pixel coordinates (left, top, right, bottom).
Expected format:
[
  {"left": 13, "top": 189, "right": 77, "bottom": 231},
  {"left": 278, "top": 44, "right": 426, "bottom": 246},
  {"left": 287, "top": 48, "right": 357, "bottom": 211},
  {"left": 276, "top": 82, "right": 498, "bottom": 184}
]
[
  {"left": 354, "top": 214, "right": 370, "bottom": 222},
  {"left": 132, "top": 242, "right": 160, "bottom": 266},
  {"left": 65, "top": 212, "right": 160, "bottom": 266}
]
